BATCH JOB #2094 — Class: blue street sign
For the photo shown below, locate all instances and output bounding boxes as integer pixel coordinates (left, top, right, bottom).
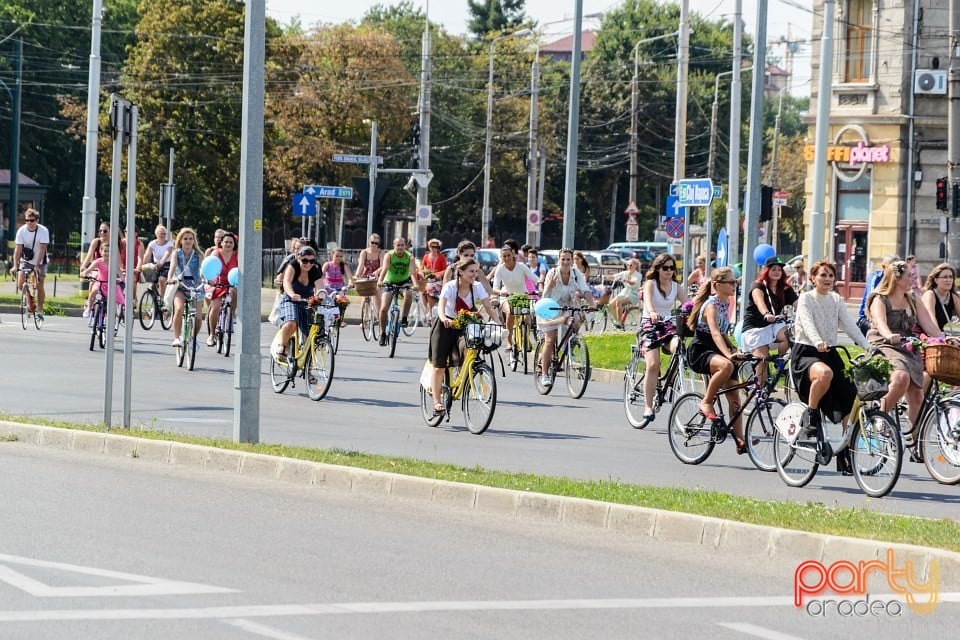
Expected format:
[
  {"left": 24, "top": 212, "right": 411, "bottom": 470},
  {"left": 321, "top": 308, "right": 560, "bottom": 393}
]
[
  {"left": 303, "top": 185, "right": 353, "bottom": 199},
  {"left": 716, "top": 227, "right": 728, "bottom": 267},
  {"left": 677, "top": 178, "right": 714, "bottom": 207},
  {"left": 669, "top": 184, "right": 678, "bottom": 197},
  {"left": 293, "top": 193, "right": 316, "bottom": 217},
  {"left": 665, "top": 195, "right": 684, "bottom": 219},
  {"left": 332, "top": 154, "right": 384, "bottom": 165},
  {"left": 712, "top": 185, "right": 723, "bottom": 199}
]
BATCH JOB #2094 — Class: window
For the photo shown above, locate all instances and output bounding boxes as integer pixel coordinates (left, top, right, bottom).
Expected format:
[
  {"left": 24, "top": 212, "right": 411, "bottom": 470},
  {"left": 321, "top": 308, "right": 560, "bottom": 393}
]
[
  {"left": 845, "top": 0, "right": 873, "bottom": 82},
  {"left": 837, "top": 172, "right": 871, "bottom": 221}
]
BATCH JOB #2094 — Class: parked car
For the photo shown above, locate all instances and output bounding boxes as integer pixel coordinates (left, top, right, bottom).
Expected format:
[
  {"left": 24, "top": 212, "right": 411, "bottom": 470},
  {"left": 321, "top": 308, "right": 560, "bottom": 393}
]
[{"left": 584, "top": 251, "right": 627, "bottom": 285}]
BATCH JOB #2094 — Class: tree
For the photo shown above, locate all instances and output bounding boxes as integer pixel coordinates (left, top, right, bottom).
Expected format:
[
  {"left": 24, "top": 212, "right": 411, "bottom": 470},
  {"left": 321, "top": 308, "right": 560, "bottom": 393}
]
[{"left": 467, "top": 0, "right": 527, "bottom": 40}]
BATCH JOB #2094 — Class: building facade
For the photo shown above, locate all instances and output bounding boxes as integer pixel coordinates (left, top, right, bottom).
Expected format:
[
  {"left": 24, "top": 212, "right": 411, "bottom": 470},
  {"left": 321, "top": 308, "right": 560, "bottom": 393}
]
[{"left": 804, "top": 0, "right": 950, "bottom": 300}]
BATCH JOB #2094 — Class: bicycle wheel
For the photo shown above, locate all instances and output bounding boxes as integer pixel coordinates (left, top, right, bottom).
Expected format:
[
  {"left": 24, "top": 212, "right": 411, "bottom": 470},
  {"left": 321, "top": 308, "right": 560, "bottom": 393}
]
[
  {"left": 744, "top": 398, "right": 787, "bottom": 472},
  {"left": 850, "top": 410, "right": 903, "bottom": 497},
  {"left": 420, "top": 383, "right": 446, "bottom": 427},
  {"left": 623, "top": 357, "right": 648, "bottom": 428},
  {"left": 306, "top": 337, "right": 335, "bottom": 400},
  {"left": 97, "top": 307, "right": 107, "bottom": 349},
  {"left": 565, "top": 335, "right": 591, "bottom": 399},
  {"left": 919, "top": 398, "right": 960, "bottom": 485},
  {"left": 186, "top": 319, "right": 198, "bottom": 371},
  {"left": 622, "top": 306, "right": 641, "bottom": 330},
  {"left": 520, "top": 321, "right": 530, "bottom": 375},
  {"left": 464, "top": 362, "right": 497, "bottom": 434},
  {"left": 360, "top": 299, "right": 374, "bottom": 341},
  {"left": 139, "top": 290, "right": 157, "bottom": 330},
  {"left": 33, "top": 295, "right": 43, "bottom": 329},
  {"left": 510, "top": 321, "right": 521, "bottom": 372},
  {"left": 270, "top": 338, "right": 295, "bottom": 393},
  {"left": 388, "top": 310, "right": 400, "bottom": 358},
  {"left": 402, "top": 295, "right": 420, "bottom": 336},
  {"left": 20, "top": 287, "right": 28, "bottom": 330},
  {"left": 328, "top": 321, "right": 340, "bottom": 355},
  {"left": 89, "top": 303, "right": 100, "bottom": 351},
  {"left": 533, "top": 339, "right": 555, "bottom": 395},
  {"left": 667, "top": 392, "right": 715, "bottom": 465},
  {"left": 773, "top": 428, "right": 820, "bottom": 488}
]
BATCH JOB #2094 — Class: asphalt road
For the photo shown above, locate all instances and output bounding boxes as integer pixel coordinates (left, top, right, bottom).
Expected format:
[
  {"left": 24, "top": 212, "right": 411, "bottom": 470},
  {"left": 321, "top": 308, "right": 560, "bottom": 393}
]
[
  {"left": 2, "top": 314, "right": 959, "bottom": 521},
  {"left": 1, "top": 445, "right": 956, "bottom": 640}
]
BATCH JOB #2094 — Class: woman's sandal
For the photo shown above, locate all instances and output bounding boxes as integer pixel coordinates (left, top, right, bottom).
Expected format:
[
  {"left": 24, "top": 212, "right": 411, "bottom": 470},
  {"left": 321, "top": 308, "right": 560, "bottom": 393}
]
[
  {"left": 432, "top": 402, "right": 445, "bottom": 415},
  {"left": 735, "top": 437, "right": 761, "bottom": 455},
  {"left": 635, "top": 410, "right": 656, "bottom": 429},
  {"left": 698, "top": 402, "right": 718, "bottom": 421}
]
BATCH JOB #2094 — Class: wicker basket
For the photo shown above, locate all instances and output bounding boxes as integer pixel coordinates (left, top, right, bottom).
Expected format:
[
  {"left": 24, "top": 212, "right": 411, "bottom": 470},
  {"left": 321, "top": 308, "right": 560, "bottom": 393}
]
[
  {"left": 354, "top": 278, "right": 378, "bottom": 297},
  {"left": 925, "top": 343, "right": 960, "bottom": 386}
]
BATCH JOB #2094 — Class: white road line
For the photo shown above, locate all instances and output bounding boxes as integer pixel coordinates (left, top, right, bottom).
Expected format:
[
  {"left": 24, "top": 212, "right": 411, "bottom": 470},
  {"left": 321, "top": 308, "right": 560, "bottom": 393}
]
[
  {"left": 162, "top": 417, "right": 232, "bottom": 424},
  {"left": 224, "top": 618, "right": 317, "bottom": 640},
  {"left": 718, "top": 622, "right": 806, "bottom": 640}
]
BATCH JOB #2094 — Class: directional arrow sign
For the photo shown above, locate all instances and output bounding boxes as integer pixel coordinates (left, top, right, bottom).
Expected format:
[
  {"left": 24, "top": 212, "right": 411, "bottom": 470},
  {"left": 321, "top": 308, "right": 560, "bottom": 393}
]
[
  {"left": 678, "top": 178, "right": 714, "bottom": 207},
  {"left": 304, "top": 185, "right": 353, "bottom": 199},
  {"left": 293, "top": 193, "right": 317, "bottom": 217}
]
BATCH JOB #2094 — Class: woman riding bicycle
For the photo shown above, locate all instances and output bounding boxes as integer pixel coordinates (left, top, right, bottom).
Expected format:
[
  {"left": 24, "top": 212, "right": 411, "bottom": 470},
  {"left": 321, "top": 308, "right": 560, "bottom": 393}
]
[
  {"left": 166, "top": 227, "right": 203, "bottom": 348},
  {"left": 142, "top": 224, "right": 173, "bottom": 296},
  {"left": 685, "top": 267, "right": 752, "bottom": 454},
  {"left": 740, "top": 256, "right": 798, "bottom": 387},
  {"left": 920, "top": 262, "right": 960, "bottom": 332},
  {"left": 204, "top": 231, "right": 238, "bottom": 347},
  {"left": 429, "top": 257, "right": 500, "bottom": 414},
  {"left": 610, "top": 259, "right": 642, "bottom": 330},
  {"left": 636, "top": 253, "right": 689, "bottom": 427},
  {"left": 538, "top": 248, "right": 595, "bottom": 388},
  {"left": 81, "top": 242, "right": 125, "bottom": 307},
  {"left": 420, "top": 239, "right": 447, "bottom": 320},
  {"left": 272, "top": 246, "right": 324, "bottom": 361}
]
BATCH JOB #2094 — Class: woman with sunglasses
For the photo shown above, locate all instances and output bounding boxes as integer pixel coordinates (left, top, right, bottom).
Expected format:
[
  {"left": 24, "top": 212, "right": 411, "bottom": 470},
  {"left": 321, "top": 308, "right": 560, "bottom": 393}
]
[
  {"left": 867, "top": 260, "right": 947, "bottom": 448},
  {"left": 204, "top": 231, "right": 238, "bottom": 346},
  {"left": 685, "top": 267, "right": 752, "bottom": 454},
  {"left": 166, "top": 227, "right": 203, "bottom": 348},
  {"left": 355, "top": 234, "right": 384, "bottom": 315},
  {"left": 634, "top": 254, "right": 689, "bottom": 426},
  {"left": 740, "top": 256, "right": 798, "bottom": 388},
  {"left": 420, "top": 238, "right": 447, "bottom": 320},
  {"left": 921, "top": 263, "right": 960, "bottom": 332},
  {"left": 271, "top": 246, "right": 324, "bottom": 360},
  {"left": 80, "top": 223, "right": 127, "bottom": 317}
]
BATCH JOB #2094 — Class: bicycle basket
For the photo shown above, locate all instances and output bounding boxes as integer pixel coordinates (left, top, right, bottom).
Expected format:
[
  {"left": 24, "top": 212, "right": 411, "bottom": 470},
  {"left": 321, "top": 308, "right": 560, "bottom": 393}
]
[
  {"left": 849, "top": 365, "right": 888, "bottom": 401},
  {"left": 924, "top": 343, "right": 960, "bottom": 386},
  {"left": 354, "top": 278, "right": 378, "bottom": 297},
  {"left": 675, "top": 312, "right": 692, "bottom": 338},
  {"left": 510, "top": 305, "right": 530, "bottom": 315},
  {"left": 464, "top": 322, "right": 485, "bottom": 347}
]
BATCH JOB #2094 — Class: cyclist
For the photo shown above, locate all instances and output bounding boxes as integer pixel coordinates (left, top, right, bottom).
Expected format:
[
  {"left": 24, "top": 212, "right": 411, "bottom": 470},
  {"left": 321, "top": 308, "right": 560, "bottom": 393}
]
[
  {"left": 920, "top": 263, "right": 960, "bottom": 331},
  {"left": 867, "top": 259, "right": 949, "bottom": 448},
  {"left": 271, "top": 245, "right": 324, "bottom": 361},
  {"left": 204, "top": 231, "right": 238, "bottom": 346},
  {"left": 573, "top": 251, "right": 607, "bottom": 304},
  {"left": 740, "top": 256, "right": 798, "bottom": 388},
  {"left": 791, "top": 260, "right": 870, "bottom": 471},
  {"left": 538, "top": 248, "right": 594, "bottom": 387},
  {"left": 610, "top": 258, "right": 642, "bottom": 329},
  {"left": 166, "top": 227, "right": 203, "bottom": 348},
  {"left": 492, "top": 244, "right": 537, "bottom": 357},
  {"left": 80, "top": 224, "right": 133, "bottom": 317},
  {"left": 142, "top": 224, "right": 174, "bottom": 297},
  {"left": 377, "top": 237, "right": 417, "bottom": 346},
  {"left": 321, "top": 247, "right": 352, "bottom": 293},
  {"left": 685, "top": 267, "right": 752, "bottom": 454},
  {"left": 11, "top": 209, "right": 49, "bottom": 320},
  {"left": 523, "top": 247, "right": 546, "bottom": 294},
  {"left": 355, "top": 233, "right": 385, "bottom": 315},
  {"left": 204, "top": 228, "right": 225, "bottom": 257},
  {"left": 420, "top": 238, "right": 447, "bottom": 320},
  {"left": 636, "top": 253, "right": 690, "bottom": 426},
  {"left": 429, "top": 257, "right": 500, "bottom": 414},
  {"left": 81, "top": 241, "right": 125, "bottom": 307}
]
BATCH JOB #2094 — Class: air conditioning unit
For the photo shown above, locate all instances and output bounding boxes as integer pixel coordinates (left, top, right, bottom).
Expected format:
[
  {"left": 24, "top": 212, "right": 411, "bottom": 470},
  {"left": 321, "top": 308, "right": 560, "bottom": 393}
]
[{"left": 915, "top": 69, "right": 947, "bottom": 95}]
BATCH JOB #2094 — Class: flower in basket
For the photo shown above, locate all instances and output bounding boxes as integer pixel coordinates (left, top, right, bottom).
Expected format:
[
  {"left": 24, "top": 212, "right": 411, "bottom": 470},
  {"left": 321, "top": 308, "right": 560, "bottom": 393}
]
[
  {"left": 506, "top": 293, "right": 531, "bottom": 310},
  {"left": 452, "top": 310, "right": 482, "bottom": 330},
  {"left": 846, "top": 353, "right": 893, "bottom": 383},
  {"left": 306, "top": 295, "right": 323, "bottom": 308},
  {"left": 334, "top": 292, "right": 350, "bottom": 307}
]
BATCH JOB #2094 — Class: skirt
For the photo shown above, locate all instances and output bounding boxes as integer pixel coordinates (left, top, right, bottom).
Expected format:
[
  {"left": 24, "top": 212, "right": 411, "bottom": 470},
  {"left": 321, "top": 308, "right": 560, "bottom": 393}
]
[
  {"left": 790, "top": 343, "right": 856, "bottom": 424},
  {"left": 638, "top": 317, "right": 677, "bottom": 354},
  {"left": 277, "top": 295, "right": 311, "bottom": 337},
  {"left": 428, "top": 317, "right": 463, "bottom": 368},
  {"left": 740, "top": 321, "right": 787, "bottom": 352},
  {"left": 686, "top": 330, "right": 726, "bottom": 375},
  {"left": 866, "top": 329, "right": 924, "bottom": 388}
]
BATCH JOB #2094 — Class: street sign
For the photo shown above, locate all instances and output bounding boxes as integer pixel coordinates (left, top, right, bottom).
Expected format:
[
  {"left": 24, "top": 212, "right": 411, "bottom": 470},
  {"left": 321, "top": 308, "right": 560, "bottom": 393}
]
[
  {"left": 293, "top": 193, "right": 316, "bottom": 218},
  {"left": 716, "top": 227, "right": 728, "bottom": 267},
  {"left": 665, "top": 195, "right": 684, "bottom": 219},
  {"left": 669, "top": 184, "right": 678, "bottom": 197},
  {"left": 416, "top": 205, "right": 432, "bottom": 226},
  {"left": 413, "top": 170, "right": 434, "bottom": 188},
  {"left": 527, "top": 210, "right": 541, "bottom": 232},
  {"left": 664, "top": 217, "right": 684, "bottom": 239},
  {"left": 624, "top": 200, "right": 640, "bottom": 215},
  {"left": 625, "top": 223, "right": 639, "bottom": 242},
  {"left": 713, "top": 185, "right": 723, "bottom": 199},
  {"left": 332, "top": 154, "right": 384, "bottom": 165},
  {"left": 773, "top": 189, "right": 788, "bottom": 206},
  {"left": 678, "top": 178, "right": 714, "bottom": 207},
  {"left": 303, "top": 185, "right": 353, "bottom": 199}
]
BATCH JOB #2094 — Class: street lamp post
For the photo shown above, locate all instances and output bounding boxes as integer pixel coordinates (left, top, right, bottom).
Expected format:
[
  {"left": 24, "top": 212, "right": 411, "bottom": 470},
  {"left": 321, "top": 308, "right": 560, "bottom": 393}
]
[
  {"left": 482, "top": 28, "right": 531, "bottom": 245},
  {"left": 2, "top": 40, "right": 21, "bottom": 252},
  {"left": 364, "top": 119, "right": 377, "bottom": 241}
]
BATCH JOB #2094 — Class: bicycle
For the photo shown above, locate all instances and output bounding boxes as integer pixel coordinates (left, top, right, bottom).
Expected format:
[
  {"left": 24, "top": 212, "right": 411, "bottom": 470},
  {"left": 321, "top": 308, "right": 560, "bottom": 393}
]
[
  {"left": 772, "top": 348, "right": 903, "bottom": 498},
  {"left": 419, "top": 321, "right": 503, "bottom": 434},
  {"left": 901, "top": 342, "right": 960, "bottom": 484},
  {"left": 402, "top": 287, "right": 426, "bottom": 337},
  {"left": 269, "top": 297, "right": 336, "bottom": 401},
  {"left": 212, "top": 287, "right": 234, "bottom": 357},
  {"left": 85, "top": 276, "right": 125, "bottom": 351},
  {"left": 172, "top": 280, "right": 204, "bottom": 371},
  {"left": 317, "top": 291, "right": 344, "bottom": 355},
  {"left": 18, "top": 264, "right": 42, "bottom": 330},
  {"left": 667, "top": 354, "right": 788, "bottom": 471},
  {"left": 533, "top": 305, "right": 595, "bottom": 399},
  {"left": 381, "top": 283, "right": 412, "bottom": 358},
  {"left": 508, "top": 295, "right": 534, "bottom": 374},
  {"left": 137, "top": 277, "right": 172, "bottom": 331},
  {"left": 355, "top": 277, "right": 380, "bottom": 343},
  {"left": 623, "top": 312, "right": 697, "bottom": 429}
]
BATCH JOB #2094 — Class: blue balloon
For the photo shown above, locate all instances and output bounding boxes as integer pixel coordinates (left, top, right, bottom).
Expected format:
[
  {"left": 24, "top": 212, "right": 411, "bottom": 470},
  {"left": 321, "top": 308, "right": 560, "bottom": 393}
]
[
  {"left": 200, "top": 255, "right": 223, "bottom": 281},
  {"left": 534, "top": 297, "right": 560, "bottom": 320},
  {"left": 733, "top": 319, "right": 744, "bottom": 347},
  {"left": 753, "top": 243, "right": 776, "bottom": 267},
  {"left": 227, "top": 267, "right": 240, "bottom": 287}
]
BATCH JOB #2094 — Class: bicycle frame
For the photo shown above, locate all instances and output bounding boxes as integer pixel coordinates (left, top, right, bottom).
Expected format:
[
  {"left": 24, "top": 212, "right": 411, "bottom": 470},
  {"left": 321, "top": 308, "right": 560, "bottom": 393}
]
[{"left": 447, "top": 347, "right": 481, "bottom": 400}]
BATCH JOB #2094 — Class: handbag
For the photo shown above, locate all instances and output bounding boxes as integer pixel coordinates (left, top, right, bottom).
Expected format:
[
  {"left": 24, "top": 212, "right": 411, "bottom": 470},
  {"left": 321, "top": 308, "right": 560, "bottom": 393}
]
[
  {"left": 162, "top": 282, "right": 178, "bottom": 310},
  {"left": 419, "top": 360, "right": 434, "bottom": 393},
  {"left": 267, "top": 292, "right": 282, "bottom": 327}
]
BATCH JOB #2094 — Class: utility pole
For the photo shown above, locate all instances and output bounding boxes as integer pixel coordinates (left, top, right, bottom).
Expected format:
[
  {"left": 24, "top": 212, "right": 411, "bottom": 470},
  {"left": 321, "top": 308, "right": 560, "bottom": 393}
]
[
  {"left": 675, "top": 0, "right": 691, "bottom": 281},
  {"left": 366, "top": 120, "right": 378, "bottom": 241},
  {"left": 769, "top": 88, "right": 785, "bottom": 252},
  {"left": 629, "top": 58, "right": 639, "bottom": 206},
  {"left": 6, "top": 39, "right": 22, "bottom": 243},
  {"left": 561, "top": 0, "right": 584, "bottom": 249},
  {"left": 950, "top": 0, "right": 960, "bottom": 268},
  {"left": 415, "top": 7, "right": 431, "bottom": 254},
  {"left": 726, "top": 0, "right": 744, "bottom": 277},
  {"left": 80, "top": 0, "right": 104, "bottom": 262},
  {"left": 526, "top": 44, "right": 540, "bottom": 246},
  {"left": 809, "top": 0, "right": 836, "bottom": 266}
]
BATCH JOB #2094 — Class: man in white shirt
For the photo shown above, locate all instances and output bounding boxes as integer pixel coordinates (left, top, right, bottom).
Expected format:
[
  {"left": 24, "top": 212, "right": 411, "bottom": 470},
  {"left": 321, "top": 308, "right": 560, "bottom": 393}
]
[
  {"left": 10, "top": 208, "right": 50, "bottom": 320},
  {"left": 492, "top": 244, "right": 537, "bottom": 354}
]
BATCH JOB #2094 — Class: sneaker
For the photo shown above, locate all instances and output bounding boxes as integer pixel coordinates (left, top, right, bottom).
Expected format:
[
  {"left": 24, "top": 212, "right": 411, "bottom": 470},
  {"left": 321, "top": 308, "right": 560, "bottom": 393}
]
[
  {"left": 206, "top": 336, "right": 216, "bottom": 347},
  {"left": 171, "top": 337, "right": 182, "bottom": 347},
  {"left": 379, "top": 333, "right": 388, "bottom": 346},
  {"left": 36, "top": 312, "right": 43, "bottom": 322},
  {"left": 902, "top": 430, "right": 916, "bottom": 447},
  {"left": 802, "top": 408, "right": 821, "bottom": 438},
  {"left": 539, "top": 375, "right": 552, "bottom": 387},
  {"left": 401, "top": 317, "right": 408, "bottom": 328},
  {"left": 82, "top": 303, "right": 90, "bottom": 318}
]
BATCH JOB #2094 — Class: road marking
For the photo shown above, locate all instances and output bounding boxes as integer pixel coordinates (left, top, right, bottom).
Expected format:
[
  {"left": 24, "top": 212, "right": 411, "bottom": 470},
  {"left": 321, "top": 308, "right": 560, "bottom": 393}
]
[
  {"left": 224, "top": 618, "right": 316, "bottom": 640},
  {"left": 0, "top": 554, "right": 236, "bottom": 598},
  {"left": 718, "top": 622, "right": 806, "bottom": 640},
  {"left": 162, "top": 417, "right": 232, "bottom": 424}
]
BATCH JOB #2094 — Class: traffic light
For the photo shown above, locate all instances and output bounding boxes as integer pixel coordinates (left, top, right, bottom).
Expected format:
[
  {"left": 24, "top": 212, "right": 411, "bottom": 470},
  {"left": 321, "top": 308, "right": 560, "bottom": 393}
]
[
  {"left": 760, "top": 185, "right": 773, "bottom": 222},
  {"left": 936, "top": 177, "right": 948, "bottom": 210},
  {"left": 953, "top": 181, "right": 960, "bottom": 217}
]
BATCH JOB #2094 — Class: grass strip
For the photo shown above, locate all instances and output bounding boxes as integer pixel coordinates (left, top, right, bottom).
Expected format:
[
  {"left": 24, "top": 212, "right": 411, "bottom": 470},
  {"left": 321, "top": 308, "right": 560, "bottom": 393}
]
[{"left": 2, "top": 412, "right": 957, "bottom": 552}]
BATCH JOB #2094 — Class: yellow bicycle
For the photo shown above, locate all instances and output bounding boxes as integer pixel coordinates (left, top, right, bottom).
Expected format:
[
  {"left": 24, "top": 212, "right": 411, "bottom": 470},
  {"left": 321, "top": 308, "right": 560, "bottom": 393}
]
[
  {"left": 420, "top": 322, "right": 504, "bottom": 434},
  {"left": 269, "top": 299, "right": 336, "bottom": 401}
]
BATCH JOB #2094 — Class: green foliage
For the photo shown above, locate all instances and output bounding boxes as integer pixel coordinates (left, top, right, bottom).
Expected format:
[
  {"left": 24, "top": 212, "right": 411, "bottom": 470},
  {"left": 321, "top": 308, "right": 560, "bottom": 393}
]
[{"left": 467, "top": 0, "right": 528, "bottom": 40}]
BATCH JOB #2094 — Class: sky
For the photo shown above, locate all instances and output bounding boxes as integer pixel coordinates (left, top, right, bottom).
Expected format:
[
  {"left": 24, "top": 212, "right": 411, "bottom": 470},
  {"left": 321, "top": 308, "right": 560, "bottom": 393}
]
[{"left": 266, "top": 0, "right": 815, "bottom": 94}]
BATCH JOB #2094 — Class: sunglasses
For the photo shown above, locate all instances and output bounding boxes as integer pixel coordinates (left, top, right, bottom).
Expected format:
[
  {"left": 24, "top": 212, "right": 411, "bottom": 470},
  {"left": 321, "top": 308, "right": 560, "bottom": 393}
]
[
  {"left": 300, "top": 258, "right": 315, "bottom": 264},
  {"left": 26, "top": 218, "right": 38, "bottom": 223},
  {"left": 660, "top": 265, "right": 676, "bottom": 271},
  {"left": 430, "top": 244, "right": 440, "bottom": 249},
  {"left": 369, "top": 241, "right": 380, "bottom": 245},
  {"left": 99, "top": 229, "right": 109, "bottom": 234},
  {"left": 717, "top": 279, "right": 736, "bottom": 284}
]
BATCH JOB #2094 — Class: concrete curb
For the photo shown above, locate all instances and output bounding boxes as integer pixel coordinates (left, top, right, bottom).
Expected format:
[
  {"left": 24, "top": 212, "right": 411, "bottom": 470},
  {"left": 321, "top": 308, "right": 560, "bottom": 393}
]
[{"left": 3, "top": 419, "right": 958, "bottom": 582}]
